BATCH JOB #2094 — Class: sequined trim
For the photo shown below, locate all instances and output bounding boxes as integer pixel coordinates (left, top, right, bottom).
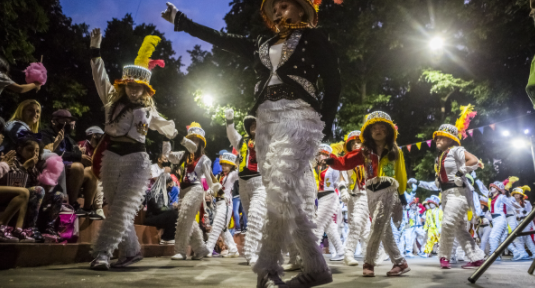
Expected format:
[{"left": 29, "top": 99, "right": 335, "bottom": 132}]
[
  {"left": 259, "top": 36, "right": 277, "bottom": 70},
  {"left": 288, "top": 75, "right": 317, "bottom": 99},
  {"left": 278, "top": 30, "right": 303, "bottom": 68}
]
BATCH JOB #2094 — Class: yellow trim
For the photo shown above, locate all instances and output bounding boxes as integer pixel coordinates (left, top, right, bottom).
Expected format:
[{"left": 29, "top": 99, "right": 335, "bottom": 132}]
[
  {"left": 359, "top": 118, "right": 398, "bottom": 143},
  {"left": 511, "top": 191, "right": 525, "bottom": 197},
  {"left": 113, "top": 79, "right": 156, "bottom": 96},
  {"left": 186, "top": 134, "right": 207, "bottom": 147},
  {"left": 220, "top": 159, "right": 237, "bottom": 167},
  {"left": 432, "top": 131, "right": 461, "bottom": 146}
]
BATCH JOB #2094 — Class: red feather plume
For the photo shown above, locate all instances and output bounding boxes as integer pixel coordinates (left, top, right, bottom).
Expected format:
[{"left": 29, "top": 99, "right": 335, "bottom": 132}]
[{"left": 148, "top": 59, "right": 165, "bottom": 70}]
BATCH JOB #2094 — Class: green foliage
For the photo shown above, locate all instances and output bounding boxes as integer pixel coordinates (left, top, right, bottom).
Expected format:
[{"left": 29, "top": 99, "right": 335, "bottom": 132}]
[{"left": 413, "top": 151, "right": 437, "bottom": 181}]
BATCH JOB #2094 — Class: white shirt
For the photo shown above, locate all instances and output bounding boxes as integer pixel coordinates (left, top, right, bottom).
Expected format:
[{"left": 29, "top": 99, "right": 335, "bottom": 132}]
[
  {"left": 150, "top": 164, "right": 165, "bottom": 179},
  {"left": 268, "top": 43, "right": 284, "bottom": 86}
]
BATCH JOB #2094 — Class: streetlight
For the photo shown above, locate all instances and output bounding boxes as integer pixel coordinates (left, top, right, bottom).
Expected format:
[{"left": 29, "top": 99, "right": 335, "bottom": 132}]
[
  {"left": 429, "top": 37, "right": 444, "bottom": 51},
  {"left": 502, "top": 130, "right": 510, "bottom": 137},
  {"left": 201, "top": 94, "right": 213, "bottom": 107}
]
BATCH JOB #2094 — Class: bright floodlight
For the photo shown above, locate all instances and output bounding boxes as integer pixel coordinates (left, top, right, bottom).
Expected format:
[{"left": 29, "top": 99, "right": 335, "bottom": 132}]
[
  {"left": 524, "top": 129, "right": 530, "bottom": 135},
  {"left": 202, "top": 94, "right": 213, "bottom": 107},
  {"left": 502, "top": 130, "right": 510, "bottom": 137},
  {"left": 512, "top": 138, "right": 527, "bottom": 149},
  {"left": 429, "top": 37, "right": 444, "bottom": 50}
]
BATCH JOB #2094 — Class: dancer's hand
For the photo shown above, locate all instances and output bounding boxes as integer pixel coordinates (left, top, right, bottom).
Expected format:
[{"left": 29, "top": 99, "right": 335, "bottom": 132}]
[
  {"left": 225, "top": 108, "right": 234, "bottom": 120},
  {"left": 90, "top": 28, "right": 102, "bottom": 48},
  {"left": 340, "top": 188, "right": 350, "bottom": 203},
  {"left": 180, "top": 137, "right": 197, "bottom": 153},
  {"left": 161, "top": 2, "right": 179, "bottom": 24},
  {"left": 407, "top": 178, "right": 417, "bottom": 185}
]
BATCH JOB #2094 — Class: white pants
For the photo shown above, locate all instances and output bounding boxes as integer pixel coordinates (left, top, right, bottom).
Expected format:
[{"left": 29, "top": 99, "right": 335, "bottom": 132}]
[
  {"left": 93, "top": 151, "right": 150, "bottom": 258},
  {"left": 344, "top": 192, "right": 371, "bottom": 257},
  {"left": 173, "top": 185, "right": 207, "bottom": 256},
  {"left": 478, "top": 224, "right": 491, "bottom": 255},
  {"left": 391, "top": 219, "right": 404, "bottom": 253},
  {"left": 438, "top": 188, "right": 485, "bottom": 262},
  {"left": 253, "top": 99, "right": 327, "bottom": 276},
  {"left": 365, "top": 185, "right": 405, "bottom": 266},
  {"left": 503, "top": 215, "right": 528, "bottom": 257},
  {"left": 206, "top": 199, "right": 237, "bottom": 253},
  {"left": 404, "top": 226, "right": 426, "bottom": 254},
  {"left": 489, "top": 215, "right": 523, "bottom": 257},
  {"left": 521, "top": 220, "right": 535, "bottom": 254},
  {"left": 239, "top": 176, "right": 267, "bottom": 262},
  {"left": 314, "top": 192, "right": 344, "bottom": 255}
]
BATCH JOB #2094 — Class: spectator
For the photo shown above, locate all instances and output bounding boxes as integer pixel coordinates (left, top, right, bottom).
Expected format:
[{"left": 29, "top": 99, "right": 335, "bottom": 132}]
[
  {"left": 151, "top": 153, "right": 170, "bottom": 180},
  {"left": 0, "top": 137, "right": 64, "bottom": 242},
  {"left": 77, "top": 126, "right": 106, "bottom": 220},
  {"left": 0, "top": 99, "right": 42, "bottom": 153},
  {"left": 231, "top": 179, "right": 247, "bottom": 235},
  {"left": 40, "top": 109, "right": 98, "bottom": 218},
  {"left": 0, "top": 55, "right": 41, "bottom": 96},
  {"left": 144, "top": 173, "right": 179, "bottom": 245},
  {"left": 212, "top": 150, "right": 227, "bottom": 176}
]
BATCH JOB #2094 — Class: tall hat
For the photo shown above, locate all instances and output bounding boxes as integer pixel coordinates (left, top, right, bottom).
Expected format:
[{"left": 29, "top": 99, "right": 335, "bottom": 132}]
[
  {"left": 503, "top": 176, "right": 519, "bottom": 191},
  {"left": 344, "top": 130, "right": 361, "bottom": 153},
  {"left": 433, "top": 104, "right": 477, "bottom": 146},
  {"left": 261, "top": 0, "right": 319, "bottom": 32},
  {"left": 489, "top": 181, "right": 505, "bottom": 193},
  {"left": 113, "top": 35, "right": 165, "bottom": 96},
  {"left": 318, "top": 143, "right": 333, "bottom": 155},
  {"left": 186, "top": 122, "right": 206, "bottom": 147},
  {"left": 428, "top": 195, "right": 440, "bottom": 206},
  {"left": 220, "top": 152, "right": 238, "bottom": 167},
  {"left": 422, "top": 198, "right": 429, "bottom": 206},
  {"left": 243, "top": 115, "right": 256, "bottom": 137},
  {"left": 480, "top": 199, "right": 489, "bottom": 207},
  {"left": 511, "top": 185, "right": 530, "bottom": 199},
  {"left": 359, "top": 111, "right": 398, "bottom": 143}
]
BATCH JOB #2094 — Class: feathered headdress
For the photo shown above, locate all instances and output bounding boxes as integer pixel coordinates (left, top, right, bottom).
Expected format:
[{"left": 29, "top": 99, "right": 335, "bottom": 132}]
[
  {"left": 114, "top": 35, "right": 165, "bottom": 96},
  {"left": 330, "top": 141, "right": 345, "bottom": 156},
  {"left": 511, "top": 185, "right": 531, "bottom": 199},
  {"left": 503, "top": 176, "right": 519, "bottom": 191},
  {"left": 455, "top": 104, "right": 477, "bottom": 140}
]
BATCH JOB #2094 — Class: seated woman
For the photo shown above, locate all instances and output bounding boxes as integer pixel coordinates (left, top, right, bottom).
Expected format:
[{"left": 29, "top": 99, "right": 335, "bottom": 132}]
[
  {"left": 144, "top": 173, "right": 179, "bottom": 245},
  {"left": 0, "top": 99, "right": 42, "bottom": 153},
  {"left": 0, "top": 137, "right": 64, "bottom": 243}
]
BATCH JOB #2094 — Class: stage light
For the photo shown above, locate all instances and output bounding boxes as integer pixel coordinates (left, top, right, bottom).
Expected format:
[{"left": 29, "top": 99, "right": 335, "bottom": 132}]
[
  {"left": 502, "top": 130, "right": 510, "bottom": 137},
  {"left": 512, "top": 138, "right": 528, "bottom": 149}
]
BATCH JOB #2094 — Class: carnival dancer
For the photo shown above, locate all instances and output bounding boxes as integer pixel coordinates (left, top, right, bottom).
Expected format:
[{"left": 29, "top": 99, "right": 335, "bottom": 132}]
[
  {"left": 162, "top": 0, "right": 342, "bottom": 286},
  {"left": 423, "top": 195, "right": 442, "bottom": 257},
  {"left": 326, "top": 111, "right": 409, "bottom": 277},
  {"left": 338, "top": 131, "right": 371, "bottom": 266},
  {"left": 206, "top": 152, "right": 240, "bottom": 258},
  {"left": 225, "top": 108, "right": 267, "bottom": 266},
  {"left": 88, "top": 29, "right": 184, "bottom": 270},
  {"left": 477, "top": 199, "right": 492, "bottom": 255},
  {"left": 164, "top": 123, "right": 221, "bottom": 261},
  {"left": 511, "top": 185, "right": 535, "bottom": 254},
  {"left": 314, "top": 144, "right": 344, "bottom": 261},
  {"left": 432, "top": 116, "right": 486, "bottom": 269},
  {"left": 404, "top": 198, "right": 426, "bottom": 258},
  {"left": 501, "top": 178, "right": 531, "bottom": 260}
]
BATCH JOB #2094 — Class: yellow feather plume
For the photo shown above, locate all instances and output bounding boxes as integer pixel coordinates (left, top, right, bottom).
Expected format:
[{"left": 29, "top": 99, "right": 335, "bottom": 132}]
[
  {"left": 330, "top": 141, "right": 345, "bottom": 156},
  {"left": 455, "top": 104, "right": 477, "bottom": 139},
  {"left": 134, "top": 35, "right": 161, "bottom": 69},
  {"left": 521, "top": 185, "right": 531, "bottom": 193},
  {"left": 505, "top": 176, "right": 519, "bottom": 191}
]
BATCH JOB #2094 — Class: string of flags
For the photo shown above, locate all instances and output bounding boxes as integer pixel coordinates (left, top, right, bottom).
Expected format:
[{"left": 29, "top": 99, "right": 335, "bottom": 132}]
[{"left": 400, "top": 123, "right": 497, "bottom": 152}]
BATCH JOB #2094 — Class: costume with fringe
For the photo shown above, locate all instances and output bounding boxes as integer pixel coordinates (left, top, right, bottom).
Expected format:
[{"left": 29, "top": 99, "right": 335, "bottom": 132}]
[
  {"left": 512, "top": 186, "right": 535, "bottom": 254},
  {"left": 328, "top": 111, "right": 407, "bottom": 267},
  {"left": 404, "top": 199, "right": 426, "bottom": 256},
  {"left": 90, "top": 36, "right": 176, "bottom": 260},
  {"left": 226, "top": 117, "right": 267, "bottom": 264}
]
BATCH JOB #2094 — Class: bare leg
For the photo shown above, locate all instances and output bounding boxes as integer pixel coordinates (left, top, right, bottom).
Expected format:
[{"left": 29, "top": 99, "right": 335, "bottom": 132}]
[
  {"left": 66, "top": 162, "right": 85, "bottom": 206},
  {"left": 0, "top": 187, "right": 30, "bottom": 228},
  {"left": 82, "top": 167, "right": 98, "bottom": 210}
]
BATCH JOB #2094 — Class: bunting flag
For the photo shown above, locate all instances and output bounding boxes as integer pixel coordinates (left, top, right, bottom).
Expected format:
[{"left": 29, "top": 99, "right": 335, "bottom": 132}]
[
  {"left": 489, "top": 124, "right": 496, "bottom": 130},
  {"left": 407, "top": 144, "right": 412, "bottom": 152},
  {"left": 426, "top": 140, "right": 432, "bottom": 147},
  {"left": 416, "top": 142, "right": 422, "bottom": 150},
  {"left": 478, "top": 127, "right": 484, "bottom": 134},
  {"left": 468, "top": 129, "right": 474, "bottom": 137}
]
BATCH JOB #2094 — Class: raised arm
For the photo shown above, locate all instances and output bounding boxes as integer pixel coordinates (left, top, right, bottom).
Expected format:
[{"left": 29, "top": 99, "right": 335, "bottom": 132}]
[
  {"left": 475, "top": 179, "right": 489, "bottom": 197},
  {"left": 89, "top": 28, "right": 114, "bottom": 105},
  {"left": 162, "top": 139, "right": 197, "bottom": 164},
  {"left": 225, "top": 108, "right": 242, "bottom": 149},
  {"left": 150, "top": 108, "right": 178, "bottom": 139},
  {"left": 162, "top": 3, "right": 256, "bottom": 61}
]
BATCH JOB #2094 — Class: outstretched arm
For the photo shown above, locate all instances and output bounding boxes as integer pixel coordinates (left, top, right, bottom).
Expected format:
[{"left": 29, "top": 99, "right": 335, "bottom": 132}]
[
  {"left": 162, "top": 2, "right": 256, "bottom": 61},
  {"left": 150, "top": 108, "right": 178, "bottom": 139},
  {"left": 325, "top": 149, "right": 364, "bottom": 171},
  {"left": 225, "top": 108, "right": 242, "bottom": 150},
  {"left": 89, "top": 28, "right": 114, "bottom": 105}
]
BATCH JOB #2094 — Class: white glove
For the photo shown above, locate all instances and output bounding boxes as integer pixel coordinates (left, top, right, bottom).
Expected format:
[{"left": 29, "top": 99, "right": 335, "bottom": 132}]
[
  {"left": 407, "top": 178, "right": 417, "bottom": 185},
  {"left": 162, "top": 141, "right": 172, "bottom": 158},
  {"left": 340, "top": 188, "right": 351, "bottom": 203},
  {"left": 211, "top": 183, "right": 223, "bottom": 196},
  {"left": 90, "top": 28, "right": 102, "bottom": 48},
  {"left": 180, "top": 137, "right": 197, "bottom": 153},
  {"left": 161, "top": 2, "right": 178, "bottom": 24},
  {"left": 225, "top": 108, "right": 234, "bottom": 120}
]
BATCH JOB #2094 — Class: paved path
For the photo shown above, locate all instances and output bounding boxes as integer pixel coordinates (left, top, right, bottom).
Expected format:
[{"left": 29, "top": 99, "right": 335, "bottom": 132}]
[{"left": 1, "top": 255, "right": 534, "bottom": 288}]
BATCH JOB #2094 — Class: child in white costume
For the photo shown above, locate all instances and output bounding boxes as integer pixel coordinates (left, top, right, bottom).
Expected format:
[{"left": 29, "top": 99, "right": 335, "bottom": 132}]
[
  {"left": 207, "top": 152, "right": 240, "bottom": 258},
  {"left": 88, "top": 29, "right": 183, "bottom": 270},
  {"left": 164, "top": 123, "right": 221, "bottom": 260},
  {"left": 511, "top": 186, "right": 535, "bottom": 255}
]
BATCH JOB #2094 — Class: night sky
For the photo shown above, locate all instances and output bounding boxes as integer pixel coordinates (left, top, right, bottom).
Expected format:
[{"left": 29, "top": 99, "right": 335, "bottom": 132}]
[{"left": 61, "top": 0, "right": 230, "bottom": 69}]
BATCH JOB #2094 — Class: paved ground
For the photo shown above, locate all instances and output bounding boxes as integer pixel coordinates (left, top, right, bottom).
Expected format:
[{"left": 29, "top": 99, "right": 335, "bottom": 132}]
[{"left": 1, "top": 255, "right": 534, "bottom": 288}]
